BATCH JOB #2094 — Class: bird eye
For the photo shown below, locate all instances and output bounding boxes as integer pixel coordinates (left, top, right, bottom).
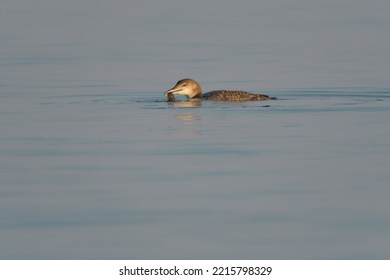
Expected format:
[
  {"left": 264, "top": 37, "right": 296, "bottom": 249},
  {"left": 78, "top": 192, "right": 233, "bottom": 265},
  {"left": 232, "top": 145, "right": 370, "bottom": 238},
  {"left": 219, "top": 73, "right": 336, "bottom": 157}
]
[{"left": 182, "top": 83, "right": 186, "bottom": 87}]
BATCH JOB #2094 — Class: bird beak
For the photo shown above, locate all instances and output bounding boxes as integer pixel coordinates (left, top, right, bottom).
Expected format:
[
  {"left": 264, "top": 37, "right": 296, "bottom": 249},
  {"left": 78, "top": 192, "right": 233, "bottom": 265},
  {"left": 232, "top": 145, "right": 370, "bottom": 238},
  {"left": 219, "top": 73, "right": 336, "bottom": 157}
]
[{"left": 164, "top": 86, "right": 181, "bottom": 96}]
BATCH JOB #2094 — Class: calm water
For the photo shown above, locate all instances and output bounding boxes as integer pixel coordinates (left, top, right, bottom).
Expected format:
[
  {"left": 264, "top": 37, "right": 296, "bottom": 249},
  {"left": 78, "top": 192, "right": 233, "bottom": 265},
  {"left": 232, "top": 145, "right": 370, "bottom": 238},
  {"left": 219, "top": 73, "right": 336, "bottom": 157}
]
[{"left": 1, "top": 0, "right": 390, "bottom": 259}]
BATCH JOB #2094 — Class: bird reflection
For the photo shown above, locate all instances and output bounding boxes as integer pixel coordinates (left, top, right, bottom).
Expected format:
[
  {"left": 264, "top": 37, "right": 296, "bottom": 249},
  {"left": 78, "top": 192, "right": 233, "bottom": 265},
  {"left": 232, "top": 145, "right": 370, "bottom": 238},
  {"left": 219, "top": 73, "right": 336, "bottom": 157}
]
[
  {"left": 167, "top": 100, "right": 202, "bottom": 108},
  {"left": 165, "top": 100, "right": 202, "bottom": 136},
  {"left": 174, "top": 113, "right": 200, "bottom": 122}
]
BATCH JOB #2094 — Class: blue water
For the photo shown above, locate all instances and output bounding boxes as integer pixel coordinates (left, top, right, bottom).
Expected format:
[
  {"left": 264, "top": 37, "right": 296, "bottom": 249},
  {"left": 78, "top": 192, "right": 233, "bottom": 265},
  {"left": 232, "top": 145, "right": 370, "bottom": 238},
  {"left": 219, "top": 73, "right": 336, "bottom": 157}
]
[{"left": 1, "top": 0, "right": 390, "bottom": 259}]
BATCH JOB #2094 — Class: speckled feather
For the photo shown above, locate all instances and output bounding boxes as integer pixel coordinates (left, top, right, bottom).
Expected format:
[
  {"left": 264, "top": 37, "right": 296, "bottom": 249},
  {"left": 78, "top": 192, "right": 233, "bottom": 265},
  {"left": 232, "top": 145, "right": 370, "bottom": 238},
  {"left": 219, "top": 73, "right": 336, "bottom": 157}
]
[{"left": 203, "top": 90, "right": 274, "bottom": 101}]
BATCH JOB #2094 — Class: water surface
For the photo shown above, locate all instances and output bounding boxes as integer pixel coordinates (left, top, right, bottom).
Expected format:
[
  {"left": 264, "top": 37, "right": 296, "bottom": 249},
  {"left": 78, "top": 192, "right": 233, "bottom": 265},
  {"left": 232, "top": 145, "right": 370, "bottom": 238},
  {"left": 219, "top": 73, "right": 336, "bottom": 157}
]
[{"left": 1, "top": 0, "right": 390, "bottom": 259}]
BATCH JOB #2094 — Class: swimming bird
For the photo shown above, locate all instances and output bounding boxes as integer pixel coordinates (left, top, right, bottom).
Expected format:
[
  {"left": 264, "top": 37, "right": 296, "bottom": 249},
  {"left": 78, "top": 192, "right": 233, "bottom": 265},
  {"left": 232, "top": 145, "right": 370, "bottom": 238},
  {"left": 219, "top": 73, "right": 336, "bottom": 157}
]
[{"left": 164, "top": 79, "right": 275, "bottom": 101}]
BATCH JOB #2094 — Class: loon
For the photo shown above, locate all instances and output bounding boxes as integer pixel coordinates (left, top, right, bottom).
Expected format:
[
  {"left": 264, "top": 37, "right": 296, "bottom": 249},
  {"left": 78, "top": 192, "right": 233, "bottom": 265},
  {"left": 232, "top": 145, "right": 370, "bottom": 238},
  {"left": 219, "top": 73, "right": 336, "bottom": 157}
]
[{"left": 164, "top": 79, "right": 275, "bottom": 101}]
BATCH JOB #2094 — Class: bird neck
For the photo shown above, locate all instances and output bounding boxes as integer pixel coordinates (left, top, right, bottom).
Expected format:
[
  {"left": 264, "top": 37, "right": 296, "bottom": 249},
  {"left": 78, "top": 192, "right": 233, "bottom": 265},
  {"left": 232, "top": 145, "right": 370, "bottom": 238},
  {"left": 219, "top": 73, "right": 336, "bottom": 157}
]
[{"left": 190, "top": 92, "right": 203, "bottom": 99}]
